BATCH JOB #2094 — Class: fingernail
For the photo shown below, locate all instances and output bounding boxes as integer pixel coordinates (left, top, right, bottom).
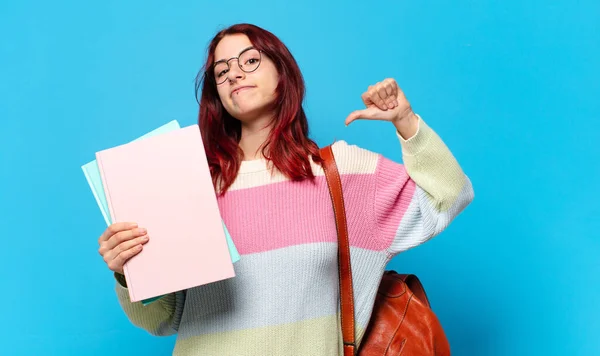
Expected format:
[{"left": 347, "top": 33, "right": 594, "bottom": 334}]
[
  {"left": 138, "top": 228, "right": 147, "bottom": 234},
  {"left": 142, "top": 235, "right": 149, "bottom": 241},
  {"left": 129, "top": 223, "right": 138, "bottom": 228}
]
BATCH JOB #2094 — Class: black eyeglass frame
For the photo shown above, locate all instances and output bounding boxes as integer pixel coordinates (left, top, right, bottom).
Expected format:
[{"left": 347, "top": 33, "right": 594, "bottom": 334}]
[{"left": 208, "top": 46, "right": 263, "bottom": 85}]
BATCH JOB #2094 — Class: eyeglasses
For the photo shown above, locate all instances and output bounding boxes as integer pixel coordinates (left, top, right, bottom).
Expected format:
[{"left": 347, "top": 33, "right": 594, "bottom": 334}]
[{"left": 211, "top": 47, "right": 262, "bottom": 85}]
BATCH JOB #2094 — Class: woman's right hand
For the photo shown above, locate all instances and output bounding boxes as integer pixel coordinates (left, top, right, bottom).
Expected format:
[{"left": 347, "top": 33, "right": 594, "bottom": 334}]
[{"left": 98, "top": 222, "right": 149, "bottom": 275}]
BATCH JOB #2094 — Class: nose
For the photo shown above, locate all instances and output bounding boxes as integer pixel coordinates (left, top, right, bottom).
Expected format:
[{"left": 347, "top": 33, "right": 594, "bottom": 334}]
[{"left": 226, "top": 59, "right": 245, "bottom": 83}]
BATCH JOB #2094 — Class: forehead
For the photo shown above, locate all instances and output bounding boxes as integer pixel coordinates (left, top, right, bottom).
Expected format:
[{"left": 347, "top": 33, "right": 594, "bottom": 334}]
[{"left": 214, "top": 34, "right": 253, "bottom": 62}]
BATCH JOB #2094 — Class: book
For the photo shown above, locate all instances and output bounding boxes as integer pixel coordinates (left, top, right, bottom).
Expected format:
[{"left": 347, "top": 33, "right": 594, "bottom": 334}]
[
  {"left": 94, "top": 124, "right": 236, "bottom": 302},
  {"left": 81, "top": 120, "right": 241, "bottom": 305},
  {"left": 82, "top": 120, "right": 239, "bottom": 304}
]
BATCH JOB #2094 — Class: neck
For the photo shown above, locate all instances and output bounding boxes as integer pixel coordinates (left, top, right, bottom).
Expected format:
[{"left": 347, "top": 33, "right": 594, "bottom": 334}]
[{"left": 239, "top": 115, "right": 273, "bottom": 160}]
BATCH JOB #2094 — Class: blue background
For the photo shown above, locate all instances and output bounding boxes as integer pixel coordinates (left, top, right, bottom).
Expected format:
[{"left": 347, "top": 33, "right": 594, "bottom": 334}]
[{"left": 1, "top": 0, "right": 598, "bottom": 355}]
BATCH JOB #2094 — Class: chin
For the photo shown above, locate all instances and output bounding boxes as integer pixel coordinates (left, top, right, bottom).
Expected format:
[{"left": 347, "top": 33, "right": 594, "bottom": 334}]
[{"left": 227, "top": 101, "right": 274, "bottom": 123}]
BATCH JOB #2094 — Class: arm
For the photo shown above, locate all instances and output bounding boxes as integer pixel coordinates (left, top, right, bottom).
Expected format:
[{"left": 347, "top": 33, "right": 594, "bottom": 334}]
[
  {"left": 114, "top": 273, "right": 186, "bottom": 336},
  {"left": 374, "top": 114, "right": 474, "bottom": 255},
  {"left": 345, "top": 78, "right": 474, "bottom": 254}
]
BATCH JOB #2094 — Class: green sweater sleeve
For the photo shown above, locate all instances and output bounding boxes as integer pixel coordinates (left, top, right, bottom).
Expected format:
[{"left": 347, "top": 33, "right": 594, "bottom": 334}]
[{"left": 114, "top": 273, "right": 186, "bottom": 336}]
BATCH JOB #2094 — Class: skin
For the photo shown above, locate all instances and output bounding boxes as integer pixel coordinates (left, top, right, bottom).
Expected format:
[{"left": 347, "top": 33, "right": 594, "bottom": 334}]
[
  {"left": 98, "top": 222, "right": 146, "bottom": 275},
  {"left": 98, "top": 34, "right": 419, "bottom": 276},
  {"left": 215, "top": 34, "right": 280, "bottom": 161}
]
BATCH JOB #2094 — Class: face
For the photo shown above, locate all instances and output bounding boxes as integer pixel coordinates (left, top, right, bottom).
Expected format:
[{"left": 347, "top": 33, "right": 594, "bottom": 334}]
[{"left": 213, "top": 34, "right": 279, "bottom": 124}]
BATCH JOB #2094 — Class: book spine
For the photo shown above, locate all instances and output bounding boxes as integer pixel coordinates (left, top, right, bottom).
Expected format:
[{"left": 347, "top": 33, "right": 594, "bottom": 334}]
[{"left": 95, "top": 152, "right": 137, "bottom": 302}]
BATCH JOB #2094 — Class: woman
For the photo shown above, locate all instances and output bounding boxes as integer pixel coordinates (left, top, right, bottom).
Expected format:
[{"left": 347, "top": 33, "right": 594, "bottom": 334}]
[{"left": 97, "top": 23, "right": 474, "bottom": 355}]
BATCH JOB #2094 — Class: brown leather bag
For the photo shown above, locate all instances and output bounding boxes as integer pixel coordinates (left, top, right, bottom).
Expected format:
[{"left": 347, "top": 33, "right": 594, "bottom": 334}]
[{"left": 320, "top": 145, "right": 451, "bottom": 356}]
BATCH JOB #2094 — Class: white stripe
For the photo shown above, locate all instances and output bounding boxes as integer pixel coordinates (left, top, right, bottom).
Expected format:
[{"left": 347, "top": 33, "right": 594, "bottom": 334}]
[
  {"left": 177, "top": 242, "right": 388, "bottom": 338},
  {"left": 228, "top": 140, "right": 380, "bottom": 191},
  {"left": 388, "top": 177, "right": 474, "bottom": 255}
]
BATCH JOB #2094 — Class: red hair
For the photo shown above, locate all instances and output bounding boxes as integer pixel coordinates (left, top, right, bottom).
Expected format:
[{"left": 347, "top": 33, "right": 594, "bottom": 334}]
[{"left": 195, "top": 23, "right": 322, "bottom": 195}]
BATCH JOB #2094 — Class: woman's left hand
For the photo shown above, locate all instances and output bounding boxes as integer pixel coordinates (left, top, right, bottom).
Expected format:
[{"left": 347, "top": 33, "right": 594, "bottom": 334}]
[{"left": 345, "top": 78, "right": 419, "bottom": 139}]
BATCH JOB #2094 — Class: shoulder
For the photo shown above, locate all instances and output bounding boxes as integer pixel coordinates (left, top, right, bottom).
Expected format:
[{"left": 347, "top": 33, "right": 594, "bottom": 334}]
[{"left": 325, "top": 140, "right": 382, "bottom": 176}]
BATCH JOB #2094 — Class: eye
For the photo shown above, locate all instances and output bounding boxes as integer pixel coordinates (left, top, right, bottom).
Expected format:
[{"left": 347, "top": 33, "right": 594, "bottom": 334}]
[{"left": 214, "top": 62, "right": 229, "bottom": 78}]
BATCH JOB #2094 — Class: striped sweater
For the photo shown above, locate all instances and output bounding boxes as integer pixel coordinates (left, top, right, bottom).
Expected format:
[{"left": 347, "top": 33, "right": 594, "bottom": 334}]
[{"left": 114, "top": 115, "right": 474, "bottom": 355}]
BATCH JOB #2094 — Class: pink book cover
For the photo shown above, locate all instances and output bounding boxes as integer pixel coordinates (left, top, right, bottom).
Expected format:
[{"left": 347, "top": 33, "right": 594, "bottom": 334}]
[{"left": 95, "top": 124, "right": 235, "bottom": 302}]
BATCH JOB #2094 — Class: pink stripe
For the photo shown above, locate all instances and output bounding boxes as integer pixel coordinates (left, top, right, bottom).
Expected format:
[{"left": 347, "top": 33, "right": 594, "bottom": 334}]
[
  {"left": 217, "top": 173, "right": 389, "bottom": 254},
  {"left": 374, "top": 156, "right": 415, "bottom": 249}
]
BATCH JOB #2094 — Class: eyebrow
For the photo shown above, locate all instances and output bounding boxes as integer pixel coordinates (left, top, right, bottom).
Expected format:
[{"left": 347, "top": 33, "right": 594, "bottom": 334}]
[{"left": 213, "top": 46, "right": 255, "bottom": 65}]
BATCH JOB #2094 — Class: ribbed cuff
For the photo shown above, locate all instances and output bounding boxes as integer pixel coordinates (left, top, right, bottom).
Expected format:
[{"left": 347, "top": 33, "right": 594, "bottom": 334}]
[{"left": 397, "top": 114, "right": 433, "bottom": 157}]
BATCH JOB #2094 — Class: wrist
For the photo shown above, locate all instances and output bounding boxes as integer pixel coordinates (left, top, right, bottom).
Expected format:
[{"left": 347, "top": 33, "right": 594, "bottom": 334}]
[{"left": 393, "top": 109, "right": 419, "bottom": 139}]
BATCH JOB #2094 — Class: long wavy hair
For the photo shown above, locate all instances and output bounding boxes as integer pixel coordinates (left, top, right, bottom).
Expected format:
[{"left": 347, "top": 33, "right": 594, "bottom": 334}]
[{"left": 195, "top": 23, "right": 322, "bottom": 195}]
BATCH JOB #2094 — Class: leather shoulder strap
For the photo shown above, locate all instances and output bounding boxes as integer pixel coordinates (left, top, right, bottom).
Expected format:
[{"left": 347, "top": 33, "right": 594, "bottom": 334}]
[{"left": 319, "top": 145, "right": 356, "bottom": 356}]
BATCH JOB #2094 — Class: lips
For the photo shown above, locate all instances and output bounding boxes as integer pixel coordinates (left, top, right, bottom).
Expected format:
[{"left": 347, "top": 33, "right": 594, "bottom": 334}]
[{"left": 231, "top": 86, "right": 255, "bottom": 97}]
